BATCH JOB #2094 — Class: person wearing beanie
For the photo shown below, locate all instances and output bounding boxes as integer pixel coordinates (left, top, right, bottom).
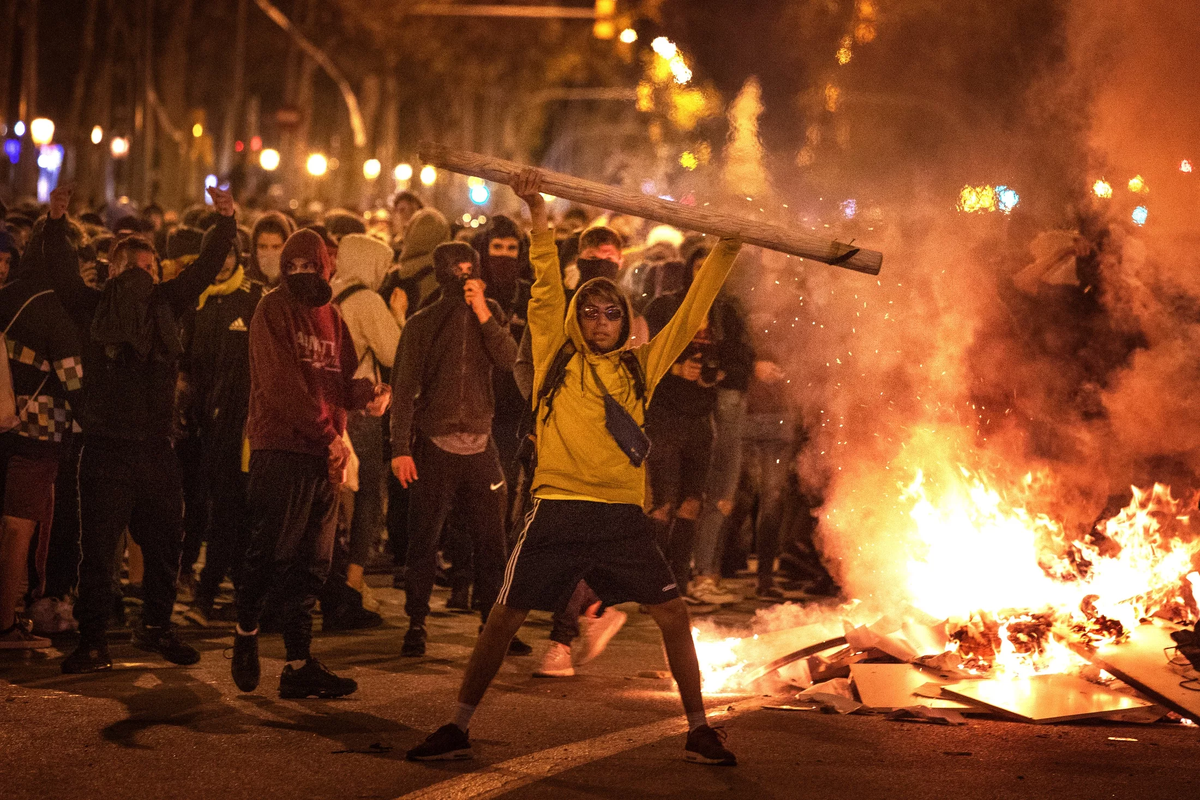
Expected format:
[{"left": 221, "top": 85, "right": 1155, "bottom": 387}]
[
  {"left": 245, "top": 211, "right": 295, "bottom": 287},
  {"left": 40, "top": 184, "right": 238, "bottom": 675},
  {"left": 380, "top": 207, "right": 451, "bottom": 315},
  {"left": 230, "top": 228, "right": 392, "bottom": 700},
  {"left": 323, "top": 209, "right": 368, "bottom": 243},
  {"left": 320, "top": 233, "right": 401, "bottom": 630},
  {"left": 389, "top": 241, "right": 517, "bottom": 658},
  {"left": 178, "top": 225, "right": 264, "bottom": 628},
  {"left": 406, "top": 169, "right": 742, "bottom": 766},
  {"left": 161, "top": 225, "right": 205, "bottom": 284}
]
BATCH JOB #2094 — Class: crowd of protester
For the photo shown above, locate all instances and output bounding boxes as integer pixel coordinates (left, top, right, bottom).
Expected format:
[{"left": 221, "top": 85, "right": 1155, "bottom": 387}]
[{"left": 0, "top": 179, "right": 837, "bottom": 688}]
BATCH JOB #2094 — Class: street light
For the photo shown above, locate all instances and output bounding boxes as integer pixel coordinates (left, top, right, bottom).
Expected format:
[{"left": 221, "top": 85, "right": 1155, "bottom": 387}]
[
  {"left": 307, "top": 153, "right": 328, "bottom": 177},
  {"left": 13, "top": 121, "right": 25, "bottom": 138},
  {"left": 110, "top": 136, "right": 130, "bottom": 158},
  {"left": 30, "top": 118, "right": 54, "bottom": 146},
  {"left": 90, "top": 125, "right": 103, "bottom": 145},
  {"left": 394, "top": 163, "right": 413, "bottom": 182},
  {"left": 192, "top": 123, "right": 204, "bottom": 138},
  {"left": 419, "top": 165, "right": 437, "bottom": 186},
  {"left": 363, "top": 158, "right": 382, "bottom": 180},
  {"left": 259, "top": 148, "right": 281, "bottom": 171},
  {"left": 619, "top": 28, "right": 638, "bottom": 44}
]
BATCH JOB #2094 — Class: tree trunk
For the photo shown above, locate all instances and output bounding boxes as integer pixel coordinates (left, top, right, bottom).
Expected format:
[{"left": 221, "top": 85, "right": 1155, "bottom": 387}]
[
  {"left": 218, "top": 0, "right": 249, "bottom": 180},
  {"left": 155, "top": 0, "right": 194, "bottom": 209}
]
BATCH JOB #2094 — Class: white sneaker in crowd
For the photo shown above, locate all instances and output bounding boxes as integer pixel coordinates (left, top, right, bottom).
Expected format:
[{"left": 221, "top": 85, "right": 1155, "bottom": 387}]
[
  {"left": 574, "top": 607, "right": 627, "bottom": 666},
  {"left": 533, "top": 641, "right": 576, "bottom": 677},
  {"left": 688, "top": 576, "right": 741, "bottom": 605}
]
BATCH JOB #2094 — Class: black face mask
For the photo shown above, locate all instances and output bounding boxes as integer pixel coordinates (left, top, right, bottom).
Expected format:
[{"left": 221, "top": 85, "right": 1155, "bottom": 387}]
[
  {"left": 284, "top": 272, "right": 333, "bottom": 307},
  {"left": 576, "top": 257, "right": 620, "bottom": 284}
]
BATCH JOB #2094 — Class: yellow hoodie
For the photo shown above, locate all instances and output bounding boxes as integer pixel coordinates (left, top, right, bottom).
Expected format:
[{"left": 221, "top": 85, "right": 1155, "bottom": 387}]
[{"left": 528, "top": 229, "right": 741, "bottom": 507}]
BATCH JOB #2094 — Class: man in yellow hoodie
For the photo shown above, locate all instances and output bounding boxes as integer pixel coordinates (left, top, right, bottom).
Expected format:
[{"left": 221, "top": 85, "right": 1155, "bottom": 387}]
[{"left": 406, "top": 170, "right": 742, "bottom": 766}]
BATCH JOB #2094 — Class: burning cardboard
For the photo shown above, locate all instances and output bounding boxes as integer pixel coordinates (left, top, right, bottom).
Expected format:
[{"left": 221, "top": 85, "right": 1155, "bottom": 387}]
[{"left": 1086, "top": 622, "right": 1200, "bottom": 723}]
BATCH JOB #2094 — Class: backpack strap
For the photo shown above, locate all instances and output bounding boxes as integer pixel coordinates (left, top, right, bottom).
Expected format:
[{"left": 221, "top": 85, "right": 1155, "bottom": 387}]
[
  {"left": 536, "top": 340, "right": 577, "bottom": 424},
  {"left": 333, "top": 283, "right": 369, "bottom": 306}
]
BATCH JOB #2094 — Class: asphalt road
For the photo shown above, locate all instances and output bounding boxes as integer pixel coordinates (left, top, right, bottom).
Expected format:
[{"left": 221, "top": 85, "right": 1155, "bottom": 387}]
[{"left": 3, "top": 582, "right": 1199, "bottom": 800}]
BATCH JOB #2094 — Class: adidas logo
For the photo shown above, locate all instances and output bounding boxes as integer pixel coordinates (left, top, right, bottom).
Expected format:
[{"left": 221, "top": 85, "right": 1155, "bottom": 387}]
[{"left": 228, "top": 317, "right": 248, "bottom": 332}]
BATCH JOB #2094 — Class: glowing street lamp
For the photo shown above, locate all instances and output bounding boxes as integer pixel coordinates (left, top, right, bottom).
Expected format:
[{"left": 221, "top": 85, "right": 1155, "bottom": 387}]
[
  {"left": 394, "top": 163, "right": 413, "bottom": 182},
  {"left": 110, "top": 136, "right": 130, "bottom": 158},
  {"left": 90, "top": 125, "right": 103, "bottom": 145},
  {"left": 259, "top": 148, "right": 280, "bottom": 171},
  {"left": 192, "top": 123, "right": 204, "bottom": 138},
  {"left": 363, "top": 158, "right": 382, "bottom": 180},
  {"left": 419, "top": 165, "right": 437, "bottom": 186},
  {"left": 306, "top": 153, "right": 328, "bottom": 177},
  {"left": 29, "top": 118, "right": 55, "bottom": 146},
  {"left": 619, "top": 28, "right": 638, "bottom": 44},
  {"left": 13, "top": 121, "right": 26, "bottom": 138}
]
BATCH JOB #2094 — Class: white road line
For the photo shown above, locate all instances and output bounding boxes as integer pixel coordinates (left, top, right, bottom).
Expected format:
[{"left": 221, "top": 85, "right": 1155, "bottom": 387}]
[{"left": 394, "top": 697, "right": 761, "bottom": 800}]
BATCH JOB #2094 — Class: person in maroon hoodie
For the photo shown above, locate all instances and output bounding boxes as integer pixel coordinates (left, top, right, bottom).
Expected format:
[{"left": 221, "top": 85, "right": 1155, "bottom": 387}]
[{"left": 230, "top": 229, "right": 391, "bottom": 699}]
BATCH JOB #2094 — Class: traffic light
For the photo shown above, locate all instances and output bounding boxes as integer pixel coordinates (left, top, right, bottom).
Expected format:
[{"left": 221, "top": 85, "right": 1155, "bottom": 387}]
[{"left": 593, "top": 0, "right": 616, "bottom": 39}]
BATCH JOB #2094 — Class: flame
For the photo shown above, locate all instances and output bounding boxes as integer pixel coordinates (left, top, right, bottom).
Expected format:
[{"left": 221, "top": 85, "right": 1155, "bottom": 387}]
[{"left": 692, "top": 628, "right": 749, "bottom": 693}]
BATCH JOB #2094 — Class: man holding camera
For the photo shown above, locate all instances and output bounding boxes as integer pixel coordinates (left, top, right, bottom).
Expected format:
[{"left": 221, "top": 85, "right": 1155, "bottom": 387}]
[{"left": 390, "top": 242, "right": 517, "bottom": 657}]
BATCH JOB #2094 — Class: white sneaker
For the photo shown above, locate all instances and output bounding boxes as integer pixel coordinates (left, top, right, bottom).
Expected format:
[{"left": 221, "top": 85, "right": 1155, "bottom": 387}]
[
  {"left": 689, "top": 576, "right": 741, "bottom": 605},
  {"left": 0, "top": 623, "right": 51, "bottom": 649},
  {"left": 533, "top": 642, "right": 576, "bottom": 677},
  {"left": 575, "top": 607, "right": 627, "bottom": 666}
]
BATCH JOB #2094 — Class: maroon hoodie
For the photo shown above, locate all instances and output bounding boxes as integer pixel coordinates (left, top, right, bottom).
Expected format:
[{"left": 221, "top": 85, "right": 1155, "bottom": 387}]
[{"left": 247, "top": 229, "right": 374, "bottom": 456}]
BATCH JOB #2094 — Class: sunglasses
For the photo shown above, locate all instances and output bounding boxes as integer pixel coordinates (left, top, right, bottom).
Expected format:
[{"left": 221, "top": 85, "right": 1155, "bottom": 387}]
[{"left": 580, "top": 305, "right": 624, "bottom": 322}]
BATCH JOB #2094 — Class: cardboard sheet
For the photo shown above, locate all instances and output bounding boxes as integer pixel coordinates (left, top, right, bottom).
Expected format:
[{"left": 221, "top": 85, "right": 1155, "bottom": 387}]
[
  {"left": 1089, "top": 622, "right": 1200, "bottom": 723},
  {"left": 941, "top": 673, "right": 1153, "bottom": 724},
  {"left": 850, "top": 663, "right": 973, "bottom": 710}
]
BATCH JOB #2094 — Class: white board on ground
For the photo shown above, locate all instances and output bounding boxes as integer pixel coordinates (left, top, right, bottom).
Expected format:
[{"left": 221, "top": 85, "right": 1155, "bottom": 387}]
[
  {"left": 1090, "top": 621, "right": 1200, "bottom": 723},
  {"left": 850, "top": 663, "right": 973, "bottom": 710},
  {"left": 941, "top": 674, "right": 1153, "bottom": 724}
]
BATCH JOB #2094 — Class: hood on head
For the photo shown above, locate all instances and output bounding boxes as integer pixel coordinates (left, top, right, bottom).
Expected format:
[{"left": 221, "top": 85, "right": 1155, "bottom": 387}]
[
  {"left": 566, "top": 276, "right": 633, "bottom": 356},
  {"left": 433, "top": 241, "right": 480, "bottom": 287},
  {"left": 279, "top": 228, "right": 334, "bottom": 281},
  {"left": 336, "top": 233, "right": 393, "bottom": 291},
  {"left": 398, "top": 208, "right": 450, "bottom": 277}
]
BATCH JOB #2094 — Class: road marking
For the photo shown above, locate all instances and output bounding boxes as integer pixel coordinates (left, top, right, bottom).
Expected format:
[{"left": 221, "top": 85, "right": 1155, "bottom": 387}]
[{"left": 394, "top": 697, "right": 760, "bottom": 800}]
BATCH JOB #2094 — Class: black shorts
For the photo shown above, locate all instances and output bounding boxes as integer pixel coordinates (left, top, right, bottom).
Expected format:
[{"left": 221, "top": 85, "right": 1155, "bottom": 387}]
[{"left": 497, "top": 499, "right": 681, "bottom": 611}]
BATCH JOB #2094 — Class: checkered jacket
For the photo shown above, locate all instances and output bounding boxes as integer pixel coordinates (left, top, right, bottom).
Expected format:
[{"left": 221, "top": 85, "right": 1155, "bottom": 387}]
[{"left": 0, "top": 281, "right": 84, "bottom": 445}]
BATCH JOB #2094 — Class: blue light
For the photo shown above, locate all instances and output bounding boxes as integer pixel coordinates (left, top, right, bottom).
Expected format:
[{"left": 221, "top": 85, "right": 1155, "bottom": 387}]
[
  {"left": 996, "top": 185, "right": 1020, "bottom": 213},
  {"left": 1131, "top": 205, "right": 1148, "bottom": 226},
  {"left": 469, "top": 184, "right": 490, "bottom": 205},
  {"left": 37, "top": 144, "right": 63, "bottom": 171},
  {"left": 3, "top": 139, "right": 20, "bottom": 164}
]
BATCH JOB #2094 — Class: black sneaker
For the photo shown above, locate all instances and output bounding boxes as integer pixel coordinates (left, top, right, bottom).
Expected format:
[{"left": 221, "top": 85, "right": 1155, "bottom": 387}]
[
  {"left": 278, "top": 658, "right": 357, "bottom": 699},
  {"left": 323, "top": 603, "right": 383, "bottom": 632},
  {"left": 507, "top": 635, "right": 533, "bottom": 656},
  {"left": 231, "top": 632, "right": 260, "bottom": 692},
  {"left": 684, "top": 725, "right": 737, "bottom": 766},
  {"left": 61, "top": 640, "right": 113, "bottom": 674},
  {"left": 401, "top": 625, "right": 426, "bottom": 657},
  {"left": 132, "top": 624, "right": 201, "bottom": 665},
  {"left": 406, "top": 723, "right": 473, "bottom": 761}
]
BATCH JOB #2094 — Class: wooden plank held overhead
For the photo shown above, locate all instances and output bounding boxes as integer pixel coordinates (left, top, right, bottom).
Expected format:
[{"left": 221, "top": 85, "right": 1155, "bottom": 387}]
[{"left": 417, "top": 142, "right": 884, "bottom": 276}]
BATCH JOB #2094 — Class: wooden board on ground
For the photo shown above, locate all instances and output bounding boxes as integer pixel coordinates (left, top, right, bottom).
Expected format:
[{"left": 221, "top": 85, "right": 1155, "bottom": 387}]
[
  {"left": 850, "top": 663, "right": 973, "bottom": 711},
  {"left": 941, "top": 674, "right": 1153, "bottom": 724},
  {"left": 1088, "top": 622, "right": 1200, "bottom": 723}
]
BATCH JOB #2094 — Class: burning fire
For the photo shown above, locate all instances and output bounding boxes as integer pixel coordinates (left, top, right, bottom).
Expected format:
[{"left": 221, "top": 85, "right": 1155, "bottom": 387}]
[{"left": 692, "top": 452, "right": 1200, "bottom": 690}]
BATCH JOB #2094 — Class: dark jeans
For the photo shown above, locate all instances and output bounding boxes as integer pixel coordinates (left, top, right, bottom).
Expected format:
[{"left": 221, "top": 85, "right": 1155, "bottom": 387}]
[
  {"left": 178, "top": 434, "right": 206, "bottom": 577},
  {"left": 723, "top": 438, "right": 791, "bottom": 590},
  {"left": 403, "top": 436, "right": 506, "bottom": 625},
  {"left": 74, "top": 436, "right": 185, "bottom": 640},
  {"left": 194, "top": 465, "right": 249, "bottom": 609},
  {"left": 346, "top": 412, "right": 385, "bottom": 566},
  {"left": 236, "top": 450, "right": 338, "bottom": 662},
  {"left": 44, "top": 440, "right": 82, "bottom": 598}
]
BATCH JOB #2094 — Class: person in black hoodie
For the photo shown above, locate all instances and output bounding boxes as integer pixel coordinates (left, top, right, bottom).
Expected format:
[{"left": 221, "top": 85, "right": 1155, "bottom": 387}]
[
  {"left": 0, "top": 188, "right": 84, "bottom": 649},
  {"left": 179, "top": 232, "right": 264, "bottom": 626},
  {"left": 45, "top": 184, "right": 238, "bottom": 674},
  {"left": 390, "top": 242, "right": 517, "bottom": 657}
]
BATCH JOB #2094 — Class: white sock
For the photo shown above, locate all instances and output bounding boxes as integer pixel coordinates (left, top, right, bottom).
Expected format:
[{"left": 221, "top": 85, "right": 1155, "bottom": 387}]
[
  {"left": 236, "top": 624, "right": 258, "bottom": 636},
  {"left": 452, "top": 702, "right": 476, "bottom": 733},
  {"left": 686, "top": 710, "right": 708, "bottom": 731},
  {"left": 287, "top": 659, "right": 307, "bottom": 670}
]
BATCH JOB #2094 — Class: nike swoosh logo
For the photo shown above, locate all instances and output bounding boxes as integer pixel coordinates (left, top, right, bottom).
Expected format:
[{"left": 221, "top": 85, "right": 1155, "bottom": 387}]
[{"left": 490, "top": 481, "right": 505, "bottom": 491}]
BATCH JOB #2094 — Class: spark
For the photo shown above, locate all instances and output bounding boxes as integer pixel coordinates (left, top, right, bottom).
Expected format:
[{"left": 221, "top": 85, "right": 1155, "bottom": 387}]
[{"left": 1093, "top": 179, "right": 1113, "bottom": 199}]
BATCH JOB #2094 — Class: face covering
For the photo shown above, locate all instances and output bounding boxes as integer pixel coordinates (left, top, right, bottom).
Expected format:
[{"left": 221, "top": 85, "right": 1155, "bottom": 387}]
[
  {"left": 576, "top": 257, "right": 620, "bottom": 284},
  {"left": 483, "top": 255, "right": 520, "bottom": 305},
  {"left": 258, "top": 250, "right": 281, "bottom": 282},
  {"left": 284, "top": 271, "right": 333, "bottom": 307}
]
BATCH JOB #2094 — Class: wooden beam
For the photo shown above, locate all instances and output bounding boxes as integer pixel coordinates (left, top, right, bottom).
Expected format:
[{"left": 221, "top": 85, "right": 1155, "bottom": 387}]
[
  {"left": 418, "top": 142, "right": 883, "bottom": 275},
  {"left": 409, "top": 4, "right": 596, "bottom": 18}
]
